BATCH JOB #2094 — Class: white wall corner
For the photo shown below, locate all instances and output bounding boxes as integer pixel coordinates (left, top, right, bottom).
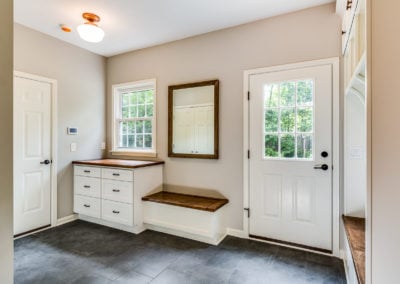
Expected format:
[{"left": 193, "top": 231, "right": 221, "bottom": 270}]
[
  {"left": 57, "top": 214, "right": 78, "bottom": 226},
  {"left": 226, "top": 228, "right": 248, "bottom": 239}
]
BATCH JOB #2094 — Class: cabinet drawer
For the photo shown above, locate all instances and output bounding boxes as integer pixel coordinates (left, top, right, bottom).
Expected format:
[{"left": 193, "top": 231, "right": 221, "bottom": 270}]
[
  {"left": 74, "top": 195, "right": 101, "bottom": 218},
  {"left": 101, "top": 200, "right": 133, "bottom": 226},
  {"left": 74, "top": 176, "right": 101, "bottom": 198},
  {"left": 74, "top": 166, "right": 101, "bottom": 178},
  {"left": 102, "top": 180, "right": 133, "bottom": 204},
  {"left": 102, "top": 168, "right": 133, "bottom": 182}
]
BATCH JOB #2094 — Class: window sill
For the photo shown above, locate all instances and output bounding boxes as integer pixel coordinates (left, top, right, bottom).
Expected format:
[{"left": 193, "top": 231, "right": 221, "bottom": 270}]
[{"left": 110, "top": 150, "right": 157, "bottom": 158}]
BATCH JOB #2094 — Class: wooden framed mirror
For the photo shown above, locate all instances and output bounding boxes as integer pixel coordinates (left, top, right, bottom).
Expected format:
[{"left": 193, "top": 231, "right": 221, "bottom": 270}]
[{"left": 168, "top": 80, "right": 219, "bottom": 159}]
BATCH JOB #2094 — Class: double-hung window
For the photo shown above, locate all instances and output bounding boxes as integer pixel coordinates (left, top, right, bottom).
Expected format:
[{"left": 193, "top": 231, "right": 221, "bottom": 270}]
[{"left": 112, "top": 79, "right": 156, "bottom": 157}]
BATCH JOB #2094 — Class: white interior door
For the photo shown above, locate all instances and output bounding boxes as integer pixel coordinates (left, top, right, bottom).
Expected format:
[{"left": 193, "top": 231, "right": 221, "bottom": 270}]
[
  {"left": 14, "top": 75, "right": 52, "bottom": 236},
  {"left": 249, "top": 64, "right": 333, "bottom": 251}
]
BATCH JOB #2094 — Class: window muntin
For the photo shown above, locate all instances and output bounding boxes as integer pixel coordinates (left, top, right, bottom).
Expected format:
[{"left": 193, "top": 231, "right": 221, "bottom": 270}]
[
  {"left": 112, "top": 80, "right": 156, "bottom": 155},
  {"left": 264, "top": 79, "right": 314, "bottom": 160}
]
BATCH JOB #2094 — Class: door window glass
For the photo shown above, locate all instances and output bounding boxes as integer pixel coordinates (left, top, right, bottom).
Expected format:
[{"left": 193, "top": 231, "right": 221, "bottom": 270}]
[{"left": 264, "top": 79, "right": 314, "bottom": 159}]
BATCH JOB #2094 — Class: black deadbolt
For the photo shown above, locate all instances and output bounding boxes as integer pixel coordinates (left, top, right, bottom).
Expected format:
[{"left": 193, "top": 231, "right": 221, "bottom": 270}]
[{"left": 321, "top": 151, "right": 329, "bottom": 158}]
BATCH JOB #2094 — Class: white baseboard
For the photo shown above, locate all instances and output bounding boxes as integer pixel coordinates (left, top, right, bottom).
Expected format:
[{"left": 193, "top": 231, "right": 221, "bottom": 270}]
[
  {"left": 78, "top": 214, "right": 145, "bottom": 234},
  {"left": 226, "top": 228, "right": 247, "bottom": 239},
  {"left": 57, "top": 214, "right": 78, "bottom": 226}
]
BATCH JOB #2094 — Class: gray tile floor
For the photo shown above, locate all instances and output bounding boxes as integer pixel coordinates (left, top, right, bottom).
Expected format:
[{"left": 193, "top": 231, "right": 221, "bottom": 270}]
[{"left": 14, "top": 220, "right": 346, "bottom": 284}]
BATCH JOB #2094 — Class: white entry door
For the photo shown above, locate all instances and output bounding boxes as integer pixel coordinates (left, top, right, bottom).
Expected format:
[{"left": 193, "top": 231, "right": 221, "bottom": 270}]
[
  {"left": 14, "top": 75, "right": 52, "bottom": 236},
  {"left": 249, "top": 64, "right": 333, "bottom": 251}
]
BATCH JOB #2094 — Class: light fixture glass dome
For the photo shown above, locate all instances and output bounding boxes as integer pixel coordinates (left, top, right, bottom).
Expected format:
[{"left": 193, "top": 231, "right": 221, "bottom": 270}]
[{"left": 77, "top": 23, "right": 105, "bottom": 43}]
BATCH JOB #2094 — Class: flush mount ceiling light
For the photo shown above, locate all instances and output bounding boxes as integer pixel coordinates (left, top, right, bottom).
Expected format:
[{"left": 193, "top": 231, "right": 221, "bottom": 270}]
[{"left": 77, "top": 12, "right": 105, "bottom": 43}]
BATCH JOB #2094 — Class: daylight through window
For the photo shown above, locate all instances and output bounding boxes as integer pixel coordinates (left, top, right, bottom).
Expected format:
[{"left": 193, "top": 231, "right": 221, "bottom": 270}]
[
  {"left": 112, "top": 79, "right": 156, "bottom": 155},
  {"left": 264, "top": 79, "right": 314, "bottom": 160}
]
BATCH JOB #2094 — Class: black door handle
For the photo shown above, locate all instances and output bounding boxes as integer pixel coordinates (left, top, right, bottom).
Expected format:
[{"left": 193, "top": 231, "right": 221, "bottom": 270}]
[
  {"left": 40, "top": 159, "right": 51, "bottom": 165},
  {"left": 314, "top": 164, "right": 329, "bottom": 171}
]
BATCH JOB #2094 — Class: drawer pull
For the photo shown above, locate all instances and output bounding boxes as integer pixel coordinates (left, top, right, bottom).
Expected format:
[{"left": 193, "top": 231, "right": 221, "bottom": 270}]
[
  {"left": 84, "top": 204, "right": 91, "bottom": 208},
  {"left": 112, "top": 173, "right": 120, "bottom": 176},
  {"left": 83, "top": 185, "right": 91, "bottom": 189},
  {"left": 112, "top": 210, "right": 120, "bottom": 214},
  {"left": 112, "top": 189, "right": 120, "bottom": 193},
  {"left": 84, "top": 170, "right": 91, "bottom": 173}
]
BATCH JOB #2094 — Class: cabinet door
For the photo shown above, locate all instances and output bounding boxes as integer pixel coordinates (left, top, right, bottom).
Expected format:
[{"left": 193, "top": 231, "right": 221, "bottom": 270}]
[
  {"left": 74, "top": 166, "right": 101, "bottom": 178},
  {"left": 173, "top": 107, "right": 195, "bottom": 153},
  {"left": 74, "top": 195, "right": 101, "bottom": 218},
  {"left": 74, "top": 176, "right": 101, "bottom": 198},
  {"left": 102, "top": 179, "right": 133, "bottom": 204},
  {"left": 102, "top": 200, "right": 133, "bottom": 226},
  {"left": 194, "top": 106, "right": 214, "bottom": 154},
  {"left": 102, "top": 168, "right": 133, "bottom": 182}
]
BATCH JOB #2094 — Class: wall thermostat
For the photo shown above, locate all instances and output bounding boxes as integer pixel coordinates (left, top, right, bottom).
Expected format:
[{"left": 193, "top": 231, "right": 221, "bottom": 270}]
[{"left": 67, "top": 127, "right": 78, "bottom": 135}]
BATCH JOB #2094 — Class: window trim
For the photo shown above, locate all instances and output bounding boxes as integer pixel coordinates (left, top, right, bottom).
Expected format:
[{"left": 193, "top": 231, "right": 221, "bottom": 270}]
[{"left": 111, "top": 79, "right": 157, "bottom": 157}]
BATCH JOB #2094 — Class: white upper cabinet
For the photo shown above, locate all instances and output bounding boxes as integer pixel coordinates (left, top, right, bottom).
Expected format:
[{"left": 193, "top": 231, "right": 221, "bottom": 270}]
[
  {"left": 340, "top": 0, "right": 366, "bottom": 89},
  {"left": 173, "top": 105, "right": 214, "bottom": 155}
]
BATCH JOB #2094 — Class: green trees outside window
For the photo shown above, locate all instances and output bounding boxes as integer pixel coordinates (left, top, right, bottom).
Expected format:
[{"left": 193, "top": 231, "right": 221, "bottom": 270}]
[
  {"left": 264, "top": 80, "right": 314, "bottom": 159},
  {"left": 119, "top": 89, "right": 154, "bottom": 149}
]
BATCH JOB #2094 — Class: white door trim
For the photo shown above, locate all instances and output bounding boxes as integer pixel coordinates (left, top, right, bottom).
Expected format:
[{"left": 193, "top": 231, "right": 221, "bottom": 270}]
[
  {"left": 243, "top": 57, "right": 340, "bottom": 256},
  {"left": 14, "top": 71, "right": 58, "bottom": 229}
]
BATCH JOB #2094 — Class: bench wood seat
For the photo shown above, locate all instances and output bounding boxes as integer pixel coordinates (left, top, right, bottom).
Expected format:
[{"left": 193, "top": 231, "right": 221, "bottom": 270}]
[
  {"left": 142, "top": 191, "right": 228, "bottom": 212},
  {"left": 343, "top": 215, "right": 365, "bottom": 284}
]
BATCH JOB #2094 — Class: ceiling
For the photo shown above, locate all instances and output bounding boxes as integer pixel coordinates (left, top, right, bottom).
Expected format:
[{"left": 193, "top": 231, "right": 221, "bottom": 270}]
[{"left": 14, "top": 0, "right": 335, "bottom": 57}]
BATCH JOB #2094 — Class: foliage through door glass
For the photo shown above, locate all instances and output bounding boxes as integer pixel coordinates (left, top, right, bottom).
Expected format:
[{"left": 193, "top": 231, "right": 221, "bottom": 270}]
[{"left": 264, "top": 80, "right": 314, "bottom": 159}]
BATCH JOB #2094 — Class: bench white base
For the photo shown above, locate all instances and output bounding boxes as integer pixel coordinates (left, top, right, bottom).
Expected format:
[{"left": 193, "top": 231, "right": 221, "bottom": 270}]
[{"left": 143, "top": 202, "right": 228, "bottom": 245}]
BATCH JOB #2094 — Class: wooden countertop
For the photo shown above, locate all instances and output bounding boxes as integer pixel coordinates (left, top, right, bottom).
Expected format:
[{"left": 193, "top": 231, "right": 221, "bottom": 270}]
[
  {"left": 72, "top": 159, "right": 164, "bottom": 169},
  {"left": 343, "top": 215, "right": 365, "bottom": 284},
  {"left": 142, "top": 191, "right": 229, "bottom": 212}
]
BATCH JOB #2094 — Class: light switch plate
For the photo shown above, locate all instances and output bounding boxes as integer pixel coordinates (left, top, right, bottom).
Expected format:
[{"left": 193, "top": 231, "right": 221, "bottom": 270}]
[
  {"left": 70, "top": 142, "right": 77, "bottom": 152},
  {"left": 101, "top": 142, "right": 106, "bottom": 150},
  {"left": 349, "top": 146, "right": 363, "bottom": 160}
]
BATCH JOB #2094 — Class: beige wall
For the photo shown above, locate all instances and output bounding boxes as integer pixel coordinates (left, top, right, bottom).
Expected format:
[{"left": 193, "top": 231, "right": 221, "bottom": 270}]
[
  {"left": 107, "top": 4, "right": 341, "bottom": 230},
  {"left": 370, "top": 0, "right": 400, "bottom": 282},
  {"left": 0, "top": 0, "right": 14, "bottom": 282},
  {"left": 14, "top": 24, "right": 107, "bottom": 218}
]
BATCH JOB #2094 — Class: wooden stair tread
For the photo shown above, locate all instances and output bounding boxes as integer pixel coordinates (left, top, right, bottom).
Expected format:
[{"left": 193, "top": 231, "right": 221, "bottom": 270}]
[
  {"left": 142, "top": 191, "right": 228, "bottom": 212},
  {"left": 343, "top": 215, "right": 365, "bottom": 284}
]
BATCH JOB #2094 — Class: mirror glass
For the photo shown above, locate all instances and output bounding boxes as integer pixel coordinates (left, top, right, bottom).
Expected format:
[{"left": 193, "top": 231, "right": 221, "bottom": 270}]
[{"left": 168, "top": 80, "right": 219, "bottom": 159}]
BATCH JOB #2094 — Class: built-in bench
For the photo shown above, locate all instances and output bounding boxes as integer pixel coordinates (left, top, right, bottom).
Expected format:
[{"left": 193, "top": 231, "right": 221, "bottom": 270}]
[
  {"left": 343, "top": 215, "right": 365, "bottom": 284},
  {"left": 142, "top": 191, "right": 229, "bottom": 245}
]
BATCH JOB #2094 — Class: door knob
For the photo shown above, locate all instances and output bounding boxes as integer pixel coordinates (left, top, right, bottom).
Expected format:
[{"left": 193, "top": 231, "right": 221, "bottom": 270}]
[
  {"left": 40, "top": 159, "right": 51, "bottom": 165},
  {"left": 314, "top": 164, "right": 329, "bottom": 171}
]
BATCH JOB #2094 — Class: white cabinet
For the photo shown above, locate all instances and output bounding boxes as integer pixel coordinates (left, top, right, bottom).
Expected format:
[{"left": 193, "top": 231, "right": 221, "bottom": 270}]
[
  {"left": 73, "top": 161, "right": 163, "bottom": 233},
  {"left": 173, "top": 105, "right": 214, "bottom": 154}
]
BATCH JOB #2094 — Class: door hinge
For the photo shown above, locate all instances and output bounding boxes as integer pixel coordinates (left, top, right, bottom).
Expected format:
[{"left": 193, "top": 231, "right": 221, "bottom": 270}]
[
  {"left": 247, "top": 150, "right": 250, "bottom": 159},
  {"left": 244, "top": 208, "right": 250, "bottom": 218},
  {"left": 247, "top": 91, "right": 250, "bottom": 100}
]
